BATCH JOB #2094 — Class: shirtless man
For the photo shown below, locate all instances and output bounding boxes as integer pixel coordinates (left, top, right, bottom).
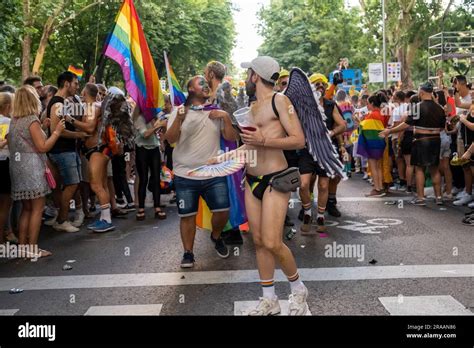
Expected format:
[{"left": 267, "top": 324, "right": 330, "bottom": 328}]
[
  {"left": 213, "top": 56, "right": 308, "bottom": 315},
  {"left": 66, "top": 83, "right": 115, "bottom": 233}
]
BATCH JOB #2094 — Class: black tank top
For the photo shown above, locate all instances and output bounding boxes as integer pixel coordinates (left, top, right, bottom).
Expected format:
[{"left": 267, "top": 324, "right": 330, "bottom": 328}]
[{"left": 47, "top": 95, "right": 77, "bottom": 153}]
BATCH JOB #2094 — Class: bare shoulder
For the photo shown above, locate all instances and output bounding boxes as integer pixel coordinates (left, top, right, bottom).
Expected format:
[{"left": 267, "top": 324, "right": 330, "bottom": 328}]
[{"left": 274, "top": 93, "right": 294, "bottom": 116}]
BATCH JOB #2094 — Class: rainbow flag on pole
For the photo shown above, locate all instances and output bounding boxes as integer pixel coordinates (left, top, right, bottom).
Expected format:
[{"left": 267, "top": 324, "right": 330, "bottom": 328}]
[
  {"left": 164, "top": 51, "right": 186, "bottom": 107},
  {"left": 104, "top": 0, "right": 164, "bottom": 122},
  {"left": 68, "top": 65, "right": 84, "bottom": 80}
]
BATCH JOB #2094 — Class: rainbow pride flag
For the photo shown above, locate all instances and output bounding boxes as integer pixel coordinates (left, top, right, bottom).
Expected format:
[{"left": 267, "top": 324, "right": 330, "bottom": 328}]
[
  {"left": 356, "top": 118, "right": 386, "bottom": 160},
  {"left": 196, "top": 138, "right": 247, "bottom": 232},
  {"left": 104, "top": 0, "right": 164, "bottom": 122},
  {"left": 68, "top": 65, "right": 84, "bottom": 80},
  {"left": 164, "top": 52, "right": 186, "bottom": 107}
]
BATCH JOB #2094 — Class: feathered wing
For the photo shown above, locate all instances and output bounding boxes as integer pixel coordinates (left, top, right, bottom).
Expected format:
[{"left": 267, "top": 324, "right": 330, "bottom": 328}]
[
  {"left": 98, "top": 95, "right": 135, "bottom": 150},
  {"left": 284, "top": 68, "right": 344, "bottom": 178}
]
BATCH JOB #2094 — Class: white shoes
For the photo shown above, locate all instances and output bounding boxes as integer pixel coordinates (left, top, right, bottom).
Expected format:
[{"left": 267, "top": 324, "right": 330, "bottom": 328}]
[
  {"left": 44, "top": 216, "right": 57, "bottom": 227},
  {"left": 455, "top": 190, "right": 468, "bottom": 199},
  {"left": 288, "top": 286, "right": 309, "bottom": 316},
  {"left": 71, "top": 210, "right": 85, "bottom": 228},
  {"left": 248, "top": 297, "right": 281, "bottom": 316},
  {"left": 468, "top": 201, "right": 474, "bottom": 209},
  {"left": 453, "top": 194, "right": 473, "bottom": 206},
  {"left": 53, "top": 221, "right": 80, "bottom": 233}
]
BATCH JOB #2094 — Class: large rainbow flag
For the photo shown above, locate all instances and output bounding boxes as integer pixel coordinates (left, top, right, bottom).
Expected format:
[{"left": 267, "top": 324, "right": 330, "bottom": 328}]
[
  {"left": 164, "top": 52, "right": 186, "bottom": 107},
  {"left": 356, "top": 118, "right": 386, "bottom": 160},
  {"left": 104, "top": 0, "right": 164, "bottom": 122}
]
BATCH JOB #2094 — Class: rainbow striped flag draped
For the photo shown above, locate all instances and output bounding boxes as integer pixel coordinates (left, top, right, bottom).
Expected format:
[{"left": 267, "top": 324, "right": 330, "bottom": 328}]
[
  {"left": 356, "top": 118, "right": 386, "bottom": 160},
  {"left": 104, "top": 0, "right": 164, "bottom": 122},
  {"left": 164, "top": 52, "right": 186, "bottom": 107}
]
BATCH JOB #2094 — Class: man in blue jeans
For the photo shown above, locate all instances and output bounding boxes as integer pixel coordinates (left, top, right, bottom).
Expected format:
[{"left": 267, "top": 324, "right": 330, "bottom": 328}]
[{"left": 164, "top": 75, "right": 238, "bottom": 268}]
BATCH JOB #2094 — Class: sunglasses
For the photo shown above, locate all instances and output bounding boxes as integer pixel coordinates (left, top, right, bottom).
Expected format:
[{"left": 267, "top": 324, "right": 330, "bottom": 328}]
[{"left": 281, "top": 81, "right": 288, "bottom": 87}]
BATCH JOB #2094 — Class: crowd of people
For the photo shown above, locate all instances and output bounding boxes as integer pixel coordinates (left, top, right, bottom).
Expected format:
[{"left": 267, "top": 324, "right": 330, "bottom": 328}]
[{"left": 0, "top": 56, "right": 472, "bottom": 315}]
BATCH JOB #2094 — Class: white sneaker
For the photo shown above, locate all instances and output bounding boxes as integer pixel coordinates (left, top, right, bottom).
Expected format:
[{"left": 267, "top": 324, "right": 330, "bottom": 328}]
[
  {"left": 468, "top": 201, "right": 474, "bottom": 209},
  {"left": 452, "top": 187, "right": 462, "bottom": 195},
  {"left": 455, "top": 190, "right": 467, "bottom": 199},
  {"left": 71, "top": 210, "right": 85, "bottom": 228},
  {"left": 248, "top": 297, "right": 281, "bottom": 316},
  {"left": 44, "top": 216, "right": 57, "bottom": 226},
  {"left": 53, "top": 221, "right": 80, "bottom": 233},
  {"left": 453, "top": 194, "right": 473, "bottom": 206},
  {"left": 288, "top": 286, "right": 309, "bottom": 316}
]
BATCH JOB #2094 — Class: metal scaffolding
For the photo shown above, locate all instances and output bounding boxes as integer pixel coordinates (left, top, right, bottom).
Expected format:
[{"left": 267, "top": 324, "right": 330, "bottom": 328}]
[{"left": 428, "top": 31, "right": 473, "bottom": 83}]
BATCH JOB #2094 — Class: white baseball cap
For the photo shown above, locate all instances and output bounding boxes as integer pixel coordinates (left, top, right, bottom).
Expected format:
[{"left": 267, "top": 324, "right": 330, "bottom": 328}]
[{"left": 241, "top": 56, "right": 281, "bottom": 83}]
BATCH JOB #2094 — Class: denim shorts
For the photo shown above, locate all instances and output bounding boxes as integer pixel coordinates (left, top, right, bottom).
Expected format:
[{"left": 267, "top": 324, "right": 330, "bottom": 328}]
[
  {"left": 174, "top": 176, "right": 230, "bottom": 217},
  {"left": 49, "top": 151, "right": 82, "bottom": 186}
]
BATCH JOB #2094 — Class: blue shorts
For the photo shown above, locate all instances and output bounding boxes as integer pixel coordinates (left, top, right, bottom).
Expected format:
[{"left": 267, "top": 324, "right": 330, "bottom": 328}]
[
  {"left": 49, "top": 151, "right": 82, "bottom": 186},
  {"left": 174, "top": 176, "right": 230, "bottom": 217}
]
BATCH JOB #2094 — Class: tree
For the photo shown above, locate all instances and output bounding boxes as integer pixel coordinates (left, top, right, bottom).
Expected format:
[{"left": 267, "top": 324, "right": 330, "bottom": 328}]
[{"left": 359, "top": 0, "right": 472, "bottom": 89}]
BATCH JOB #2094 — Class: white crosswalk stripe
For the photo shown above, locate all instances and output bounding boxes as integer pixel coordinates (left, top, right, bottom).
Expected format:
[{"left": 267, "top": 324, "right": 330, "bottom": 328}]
[
  {"left": 234, "top": 300, "right": 312, "bottom": 316},
  {"left": 84, "top": 304, "right": 163, "bottom": 316},
  {"left": 0, "top": 309, "right": 19, "bottom": 316},
  {"left": 0, "top": 264, "right": 472, "bottom": 291},
  {"left": 379, "top": 296, "right": 473, "bottom": 315}
]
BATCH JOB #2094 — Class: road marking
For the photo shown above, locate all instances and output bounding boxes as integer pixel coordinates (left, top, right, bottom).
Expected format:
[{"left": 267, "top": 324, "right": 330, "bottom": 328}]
[
  {"left": 290, "top": 197, "right": 413, "bottom": 205},
  {"left": 84, "top": 304, "right": 163, "bottom": 316},
  {"left": 0, "top": 309, "right": 19, "bottom": 316},
  {"left": 234, "top": 301, "right": 312, "bottom": 316},
  {"left": 379, "top": 296, "right": 473, "bottom": 315},
  {"left": 0, "top": 264, "right": 472, "bottom": 291}
]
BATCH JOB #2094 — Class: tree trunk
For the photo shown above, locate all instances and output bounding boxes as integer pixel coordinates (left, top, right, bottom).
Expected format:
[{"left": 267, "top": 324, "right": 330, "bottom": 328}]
[
  {"left": 21, "top": 0, "right": 32, "bottom": 80},
  {"left": 32, "top": 27, "right": 53, "bottom": 76}
]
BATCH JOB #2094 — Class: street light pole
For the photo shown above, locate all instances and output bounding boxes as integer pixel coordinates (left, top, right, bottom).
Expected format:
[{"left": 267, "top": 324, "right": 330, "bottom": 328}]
[{"left": 382, "top": 0, "right": 387, "bottom": 89}]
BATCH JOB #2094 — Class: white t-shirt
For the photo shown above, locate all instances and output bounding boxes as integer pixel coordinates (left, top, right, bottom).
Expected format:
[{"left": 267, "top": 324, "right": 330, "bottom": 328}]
[
  {"left": 456, "top": 93, "right": 472, "bottom": 116},
  {"left": 168, "top": 108, "right": 223, "bottom": 180},
  {"left": 0, "top": 115, "right": 11, "bottom": 160},
  {"left": 389, "top": 103, "right": 408, "bottom": 140}
]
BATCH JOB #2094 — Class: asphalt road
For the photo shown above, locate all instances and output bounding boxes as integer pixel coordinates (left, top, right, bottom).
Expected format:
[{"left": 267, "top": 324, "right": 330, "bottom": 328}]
[{"left": 0, "top": 174, "right": 473, "bottom": 316}]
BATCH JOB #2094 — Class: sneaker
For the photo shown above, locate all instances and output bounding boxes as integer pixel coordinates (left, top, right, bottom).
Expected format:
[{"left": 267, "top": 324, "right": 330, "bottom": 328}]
[
  {"left": 90, "top": 220, "right": 115, "bottom": 233},
  {"left": 44, "top": 206, "right": 58, "bottom": 219},
  {"left": 211, "top": 235, "right": 229, "bottom": 258},
  {"left": 389, "top": 183, "right": 399, "bottom": 191},
  {"left": 398, "top": 184, "right": 407, "bottom": 191},
  {"left": 284, "top": 215, "right": 295, "bottom": 227},
  {"left": 410, "top": 198, "right": 426, "bottom": 206},
  {"left": 53, "top": 221, "right": 80, "bottom": 233},
  {"left": 221, "top": 228, "right": 243, "bottom": 245},
  {"left": 300, "top": 214, "right": 312, "bottom": 234},
  {"left": 467, "top": 201, "right": 474, "bottom": 209},
  {"left": 455, "top": 190, "right": 467, "bottom": 199},
  {"left": 71, "top": 210, "right": 85, "bottom": 228},
  {"left": 123, "top": 203, "right": 136, "bottom": 212},
  {"left": 298, "top": 208, "right": 304, "bottom": 221},
  {"left": 435, "top": 197, "right": 444, "bottom": 206},
  {"left": 365, "top": 189, "right": 386, "bottom": 197},
  {"left": 327, "top": 202, "right": 341, "bottom": 217},
  {"left": 461, "top": 216, "right": 474, "bottom": 226},
  {"left": 316, "top": 216, "right": 326, "bottom": 233},
  {"left": 453, "top": 194, "right": 473, "bottom": 206},
  {"left": 44, "top": 216, "right": 57, "bottom": 227},
  {"left": 248, "top": 297, "right": 281, "bottom": 316},
  {"left": 180, "top": 251, "right": 195, "bottom": 268},
  {"left": 406, "top": 186, "right": 413, "bottom": 194},
  {"left": 451, "top": 187, "right": 462, "bottom": 195},
  {"left": 288, "top": 286, "right": 309, "bottom": 316},
  {"left": 362, "top": 173, "right": 369, "bottom": 180}
]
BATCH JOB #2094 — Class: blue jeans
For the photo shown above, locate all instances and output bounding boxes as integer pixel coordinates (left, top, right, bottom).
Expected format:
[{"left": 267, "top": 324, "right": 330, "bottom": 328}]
[
  {"left": 174, "top": 176, "right": 230, "bottom": 217},
  {"left": 49, "top": 151, "right": 82, "bottom": 186}
]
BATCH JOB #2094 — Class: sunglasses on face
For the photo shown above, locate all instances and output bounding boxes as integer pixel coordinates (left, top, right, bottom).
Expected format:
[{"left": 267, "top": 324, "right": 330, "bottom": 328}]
[{"left": 281, "top": 81, "right": 288, "bottom": 87}]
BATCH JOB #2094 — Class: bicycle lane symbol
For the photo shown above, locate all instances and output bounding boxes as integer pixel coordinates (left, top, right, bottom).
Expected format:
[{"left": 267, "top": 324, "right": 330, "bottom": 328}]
[{"left": 324, "top": 218, "right": 403, "bottom": 234}]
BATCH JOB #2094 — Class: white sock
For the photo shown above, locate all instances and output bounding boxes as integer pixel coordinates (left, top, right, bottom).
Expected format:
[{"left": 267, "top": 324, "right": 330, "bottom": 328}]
[
  {"left": 100, "top": 204, "right": 112, "bottom": 223},
  {"left": 261, "top": 280, "right": 276, "bottom": 299},
  {"left": 288, "top": 272, "right": 305, "bottom": 293},
  {"left": 303, "top": 205, "right": 312, "bottom": 217}
]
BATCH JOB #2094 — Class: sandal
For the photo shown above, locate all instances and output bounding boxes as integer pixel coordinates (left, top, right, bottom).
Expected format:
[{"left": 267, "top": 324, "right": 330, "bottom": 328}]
[
  {"left": 155, "top": 209, "right": 167, "bottom": 220},
  {"left": 136, "top": 210, "right": 146, "bottom": 221}
]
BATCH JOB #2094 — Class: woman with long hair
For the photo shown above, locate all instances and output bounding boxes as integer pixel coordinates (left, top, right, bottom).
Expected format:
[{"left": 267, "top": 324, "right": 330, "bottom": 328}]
[{"left": 8, "top": 86, "right": 65, "bottom": 258}]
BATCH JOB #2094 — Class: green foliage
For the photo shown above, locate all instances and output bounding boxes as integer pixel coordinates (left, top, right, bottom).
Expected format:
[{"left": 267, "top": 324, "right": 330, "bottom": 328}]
[{"left": 0, "top": 0, "right": 236, "bottom": 88}]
